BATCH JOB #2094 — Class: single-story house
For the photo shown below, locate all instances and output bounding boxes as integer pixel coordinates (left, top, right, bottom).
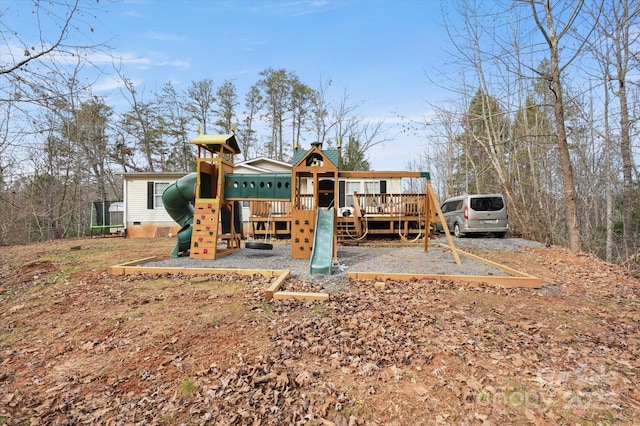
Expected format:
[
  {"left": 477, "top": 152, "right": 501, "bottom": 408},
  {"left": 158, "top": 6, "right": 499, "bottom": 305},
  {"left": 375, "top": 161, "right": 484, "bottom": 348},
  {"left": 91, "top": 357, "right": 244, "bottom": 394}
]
[
  {"left": 121, "top": 158, "right": 403, "bottom": 238},
  {"left": 121, "top": 172, "right": 188, "bottom": 238}
]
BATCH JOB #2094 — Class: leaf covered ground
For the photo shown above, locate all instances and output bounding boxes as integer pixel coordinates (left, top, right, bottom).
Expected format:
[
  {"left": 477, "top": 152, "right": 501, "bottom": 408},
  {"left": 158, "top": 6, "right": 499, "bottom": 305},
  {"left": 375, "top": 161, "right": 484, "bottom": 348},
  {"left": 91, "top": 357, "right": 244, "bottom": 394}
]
[{"left": 0, "top": 237, "right": 639, "bottom": 425}]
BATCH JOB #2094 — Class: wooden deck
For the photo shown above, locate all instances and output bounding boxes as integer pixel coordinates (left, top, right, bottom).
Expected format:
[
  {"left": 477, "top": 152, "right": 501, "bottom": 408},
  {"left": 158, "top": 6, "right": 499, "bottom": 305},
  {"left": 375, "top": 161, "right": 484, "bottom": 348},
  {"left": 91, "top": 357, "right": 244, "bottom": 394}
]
[{"left": 248, "top": 193, "right": 433, "bottom": 241}]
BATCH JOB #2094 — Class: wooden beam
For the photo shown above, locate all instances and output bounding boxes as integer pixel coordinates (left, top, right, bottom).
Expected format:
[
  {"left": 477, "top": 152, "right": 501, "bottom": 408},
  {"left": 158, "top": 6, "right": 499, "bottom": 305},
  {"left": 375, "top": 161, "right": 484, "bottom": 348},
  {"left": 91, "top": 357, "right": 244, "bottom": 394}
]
[
  {"left": 107, "top": 256, "right": 159, "bottom": 275},
  {"left": 265, "top": 271, "right": 291, "bottom": 300},
  {"left": 436, "top": 244, "right": 540, "bottom": 279},
  {"left": 339, "top": 171, "right": 423, "bottom": 178},
  {"left": 108, "top": 263, "right": 287, "bottom": 277},
  {"left": 212, "top": 247, "right": 241, "bottom": 259},
  {"left": 272, "top": 291, "right": 330, "bottom": 301},
  {"left": 427, "top": 182, "right": 461, "bottom": 265},
  {"left": 347, "top": 272, "right": 541, "bottom": 288}
]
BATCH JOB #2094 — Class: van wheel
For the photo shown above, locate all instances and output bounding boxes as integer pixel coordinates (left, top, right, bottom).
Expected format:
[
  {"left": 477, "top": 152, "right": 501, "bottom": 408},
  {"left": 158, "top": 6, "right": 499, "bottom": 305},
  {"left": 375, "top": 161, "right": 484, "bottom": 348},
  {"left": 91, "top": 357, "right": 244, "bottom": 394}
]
[
  {"left": 453, "top": 223, "right": 463, "bottom": 238},
  {"left": 493, "top": 232, "right": 506, "bottom": 238}
]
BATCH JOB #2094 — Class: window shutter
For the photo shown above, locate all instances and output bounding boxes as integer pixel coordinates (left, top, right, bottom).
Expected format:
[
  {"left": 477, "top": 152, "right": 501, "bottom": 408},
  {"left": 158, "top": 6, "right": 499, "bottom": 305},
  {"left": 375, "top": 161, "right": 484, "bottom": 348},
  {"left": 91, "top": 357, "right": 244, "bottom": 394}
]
[
  {"left": 380, "top": 180, "right": 387, "bottom": 194},
  {"left": 147, "top": 181, "right": 154, "bottom": 209},
  {"left": 339, "top": 181, "right": 345, "bottom": 207}
]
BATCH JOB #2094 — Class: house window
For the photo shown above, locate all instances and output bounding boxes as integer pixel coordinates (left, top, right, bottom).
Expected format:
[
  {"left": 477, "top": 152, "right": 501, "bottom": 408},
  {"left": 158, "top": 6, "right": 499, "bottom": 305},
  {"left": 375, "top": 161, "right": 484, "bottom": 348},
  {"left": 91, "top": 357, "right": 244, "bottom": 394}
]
[
  {"left": 345, "top": 181, "right": 361, "bottom": 195},
  {"left": 147, "top": 181, "right": 170, "bottom": 209},
  {"left": 344, "top": 181, "right": 362, "bottom": 206},
  {"left": 155, "top": 182, "right": 169, "bottom": 207},
  {"left": 364, "top": 181, "right": 380, "bottom": 194}
]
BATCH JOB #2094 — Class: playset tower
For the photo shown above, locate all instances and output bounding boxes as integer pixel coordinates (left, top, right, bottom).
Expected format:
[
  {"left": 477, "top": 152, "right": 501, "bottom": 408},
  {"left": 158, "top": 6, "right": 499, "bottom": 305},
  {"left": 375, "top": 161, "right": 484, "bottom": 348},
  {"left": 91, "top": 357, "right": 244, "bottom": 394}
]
[{"left": 188, "top": 134, "right": 242, "bottom": 260}]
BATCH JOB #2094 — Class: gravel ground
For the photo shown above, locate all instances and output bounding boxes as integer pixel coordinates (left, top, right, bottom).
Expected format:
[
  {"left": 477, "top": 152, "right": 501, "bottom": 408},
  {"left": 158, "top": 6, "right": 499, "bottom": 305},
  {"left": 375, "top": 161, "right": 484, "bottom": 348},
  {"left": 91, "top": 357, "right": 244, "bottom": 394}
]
[{"left": 145, "top": 235, "right": 544, "bottom": 292}]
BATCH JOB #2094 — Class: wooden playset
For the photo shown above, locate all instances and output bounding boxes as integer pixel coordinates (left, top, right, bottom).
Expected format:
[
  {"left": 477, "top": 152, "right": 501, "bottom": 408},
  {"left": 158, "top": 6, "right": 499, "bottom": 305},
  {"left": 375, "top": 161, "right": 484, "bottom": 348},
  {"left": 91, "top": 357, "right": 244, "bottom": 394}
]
[
  {"left": 165, "top": 135, "right": 443, "bottom": 266},
  {"left": 110, "top": 133, "right": 541, "bottom": 295}
]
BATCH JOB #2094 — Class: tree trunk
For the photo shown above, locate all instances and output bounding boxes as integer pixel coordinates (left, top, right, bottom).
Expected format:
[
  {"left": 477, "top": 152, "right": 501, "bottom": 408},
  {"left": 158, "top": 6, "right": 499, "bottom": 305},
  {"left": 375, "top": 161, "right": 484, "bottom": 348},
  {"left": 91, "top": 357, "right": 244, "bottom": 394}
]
[
  {"left": 537, "top": 0, "right": 583, "bottom": 251},
  {"left": 603, "top": 73, "right": 614, "bottom": 262},
  {"left": 617, "top": 49, "right": 634, "bottom": 258},
  {"left": 549, "top": 60, "right": 581, "bottom": 251}
]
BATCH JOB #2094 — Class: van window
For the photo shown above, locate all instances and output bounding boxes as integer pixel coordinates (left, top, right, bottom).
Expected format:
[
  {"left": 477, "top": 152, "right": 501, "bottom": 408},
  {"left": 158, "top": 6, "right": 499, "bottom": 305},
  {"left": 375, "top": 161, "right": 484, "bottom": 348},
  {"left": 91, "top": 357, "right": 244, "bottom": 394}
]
[{"left": 470, "top": 197, "right": 504, "bottom": 211}]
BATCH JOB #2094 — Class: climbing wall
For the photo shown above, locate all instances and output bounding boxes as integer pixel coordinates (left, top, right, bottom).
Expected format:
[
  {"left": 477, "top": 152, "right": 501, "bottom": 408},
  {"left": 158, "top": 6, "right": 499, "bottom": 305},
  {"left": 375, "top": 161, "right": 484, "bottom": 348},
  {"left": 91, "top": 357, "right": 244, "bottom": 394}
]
[
  {"left": 291, "top": 209, "right": 316, "bottom": 259},
  {"left": 190, "top": 200, "right": 220, "bottom": 259}
]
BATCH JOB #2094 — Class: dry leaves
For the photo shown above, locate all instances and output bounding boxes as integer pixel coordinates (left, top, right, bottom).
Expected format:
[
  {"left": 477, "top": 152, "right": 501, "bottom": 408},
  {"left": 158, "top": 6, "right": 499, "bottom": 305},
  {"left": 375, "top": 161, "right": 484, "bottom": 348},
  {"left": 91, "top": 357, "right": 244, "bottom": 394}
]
[{"left": 0, "top": 239, "right": 639, "bottom": 424}]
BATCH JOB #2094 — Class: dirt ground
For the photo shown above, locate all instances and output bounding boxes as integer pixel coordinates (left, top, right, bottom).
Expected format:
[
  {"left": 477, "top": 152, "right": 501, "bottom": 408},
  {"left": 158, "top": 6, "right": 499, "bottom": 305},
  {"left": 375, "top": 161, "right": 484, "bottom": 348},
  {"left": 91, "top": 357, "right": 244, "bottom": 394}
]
[{"left": 0, "top": 236, "right": 639, "bottom": 425}]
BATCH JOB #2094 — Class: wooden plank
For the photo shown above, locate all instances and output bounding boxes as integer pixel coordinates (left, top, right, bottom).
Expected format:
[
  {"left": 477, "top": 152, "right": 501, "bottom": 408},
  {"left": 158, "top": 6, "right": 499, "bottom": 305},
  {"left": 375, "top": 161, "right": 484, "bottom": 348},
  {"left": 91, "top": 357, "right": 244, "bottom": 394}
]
[
  {"left": 352, "top": 194, "right": 363, "bottom": 235},
  {"left": 107, "top": 265, "right": 125, "bottom": 275},
  {"left": 109, "top": 265, "right": 287, "bottom": 277},
  {"left": 272, "top": 291, "right": 330, "bottom": 301},
  {"left": 108, "top": 256, "right": 160, "bottom": 275},
  {"left": 211, "top": 247, "right": 241, "bottom": 259},
  {"left": 437, "top": 244, "right": 537, "bottom": 278},
  {"left": 427, "top": 182, "right": 461, "bottom": 265},
  {"left": 347, "top": 272, "right": 541, "bottom": 288},
  {"left": 339, "top": 171, "right": 422, "bottom": 178},
  {"left": 119, "top": 256, "right": 160, "bottom": 266},
  {"left": 265, "top": 271, "right": 291, "bottom": 300}
]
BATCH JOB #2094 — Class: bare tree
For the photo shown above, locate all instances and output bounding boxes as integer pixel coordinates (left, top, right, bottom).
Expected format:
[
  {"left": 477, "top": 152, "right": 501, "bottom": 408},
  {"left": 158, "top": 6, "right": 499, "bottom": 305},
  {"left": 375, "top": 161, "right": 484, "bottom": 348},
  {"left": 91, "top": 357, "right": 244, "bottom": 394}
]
[
  {"left": 155, "top": 82, "right": 193, "bottom": 172},
  {"left": 309, "top": 77, "right": 333, "bottom": 145},
  {"left": 215, "top": 80, "right": 239, "bottom": 134},
  {"left": 256, "top": 68, "right": 292, "bottom": 160},
  {"left": 21, "top": 63, "right": 92, "bottom": 241},
  {"left": 327, "top": 88, "right": 362, "bottom": 147},
  {"left": 0, "top": 0, "right": 106, "bottom": 76},
  {"left": 118, "top": 76, "right": 163, "bottom": 172},
  {"left": 290, "top": 78, "right": 315, "bottom": 148},
  {"left": 343, "top": 119, "right": 394, "bottom": 171},
  {"left": 1, "top": 0, "right": 110, "bottom": 235},
  {"left": 425, "top": 107, "right": 461, "bottom": 199},
  {"left": 590, "top": 0, "right": 639, "bottom": 258},
  {"left": 185, "top": 79, "right": 216, "bottom": 134},
  {"left": 238, "top": 85, "right": 263, "bottom": 161},
  {"left": 441, "top": 1, "right": 527, "bottom": 235},
  {"left": 64, "top": 96, "right": 113, "bottom": 201},
  {"left": 526, "top": 0, "right": 590, "bottom": 251}
]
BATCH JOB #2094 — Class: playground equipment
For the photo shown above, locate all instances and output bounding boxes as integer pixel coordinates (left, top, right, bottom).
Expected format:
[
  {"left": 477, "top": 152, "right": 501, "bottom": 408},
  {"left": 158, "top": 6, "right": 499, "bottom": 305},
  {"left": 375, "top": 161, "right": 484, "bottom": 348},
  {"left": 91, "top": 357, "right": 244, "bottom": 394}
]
[
  {"left": 116, "top": 142, "right": 543, "bottom": 293},
  {"left": 162, "top": 172, "right": 197, "bottom": 257},
  {"left": 89, "top": 201, "right": 125, "bottom": 237},
  {"left": 309, "top": 209, "right": 335, "bottom": 274},
  {"left": 245, "top": 204, "right": 274, "bottom": 250},
  {"left": 163, "top": 134, "right": 443, "bottom": 274}
]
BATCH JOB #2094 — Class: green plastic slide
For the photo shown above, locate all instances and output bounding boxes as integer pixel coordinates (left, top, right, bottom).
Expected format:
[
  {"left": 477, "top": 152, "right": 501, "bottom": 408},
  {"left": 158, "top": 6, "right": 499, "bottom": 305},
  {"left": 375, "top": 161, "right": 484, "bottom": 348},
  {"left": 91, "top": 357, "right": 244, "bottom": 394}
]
[
  {"left": 309, "top": 208, "right": 335, "bottom": 275},
  {"left": 162, "top": 172, "right": 197, "bottom": 257}
]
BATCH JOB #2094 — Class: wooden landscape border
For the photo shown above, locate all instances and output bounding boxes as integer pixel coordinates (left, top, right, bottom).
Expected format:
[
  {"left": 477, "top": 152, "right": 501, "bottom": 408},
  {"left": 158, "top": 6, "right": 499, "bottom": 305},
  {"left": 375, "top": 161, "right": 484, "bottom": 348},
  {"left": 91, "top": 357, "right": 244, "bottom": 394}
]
[
  {"left": 108, "top": 257, "right": 287, "bottom": 278},
  {"left": 108, "top": 245, "right": 541, "bottom": 303},
  {"left": 108, "top": 258, "right": 329, "bottom": 301},
  {"left": 348, "top": 243, "right": 542, "bottom": 289}
]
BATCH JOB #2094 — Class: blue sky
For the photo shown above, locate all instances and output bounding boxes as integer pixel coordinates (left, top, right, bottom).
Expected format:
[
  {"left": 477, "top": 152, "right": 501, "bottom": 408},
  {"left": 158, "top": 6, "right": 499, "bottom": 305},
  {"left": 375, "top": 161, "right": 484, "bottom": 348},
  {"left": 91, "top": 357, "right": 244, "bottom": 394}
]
[{"left": 92, "top": 0, "right": 455, "bottom": 170}]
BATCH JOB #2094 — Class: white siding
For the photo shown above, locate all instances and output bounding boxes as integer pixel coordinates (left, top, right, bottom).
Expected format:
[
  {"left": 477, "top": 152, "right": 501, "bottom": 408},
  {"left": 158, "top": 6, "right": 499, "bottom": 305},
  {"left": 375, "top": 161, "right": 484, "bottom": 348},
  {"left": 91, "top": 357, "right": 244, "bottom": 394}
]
[
  {"left": 388, "top": 178, "right": 402, "bottom": 193},
  {"left": 124, "top": 175, "right": 185, "bottom": 227},
  {"left": 243, "top": 160, "right": 291, "bottom": 173},
  {"left": 124, "top": 173, "right": 186, "bottom": 227}
]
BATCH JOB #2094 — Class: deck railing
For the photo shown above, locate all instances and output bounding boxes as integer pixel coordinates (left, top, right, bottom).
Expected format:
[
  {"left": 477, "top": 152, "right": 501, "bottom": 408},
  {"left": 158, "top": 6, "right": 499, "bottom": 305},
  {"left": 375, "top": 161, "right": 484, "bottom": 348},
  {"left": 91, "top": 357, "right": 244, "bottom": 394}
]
[
  {"left": 249, "top": 200, "right": 291, "bottom": 217},
  {"left": 248, "top": 194, "right": 426, "bottom": 218},
  {"left": 298, "top": 194, "right": 314, "bottom": 210},
  {"left": 248, "top": 195, "right": 315, "bottom": 217},
  {"left": 352, "top": 193, "right": 427, "bottom": 216}
]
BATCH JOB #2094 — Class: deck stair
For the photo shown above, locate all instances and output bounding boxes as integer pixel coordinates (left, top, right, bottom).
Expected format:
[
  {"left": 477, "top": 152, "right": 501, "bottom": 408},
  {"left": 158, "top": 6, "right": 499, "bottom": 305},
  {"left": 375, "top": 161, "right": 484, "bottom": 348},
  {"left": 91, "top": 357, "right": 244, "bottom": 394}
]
[{"left": 337, "top": 217, "right": 362, "bottom": 244}]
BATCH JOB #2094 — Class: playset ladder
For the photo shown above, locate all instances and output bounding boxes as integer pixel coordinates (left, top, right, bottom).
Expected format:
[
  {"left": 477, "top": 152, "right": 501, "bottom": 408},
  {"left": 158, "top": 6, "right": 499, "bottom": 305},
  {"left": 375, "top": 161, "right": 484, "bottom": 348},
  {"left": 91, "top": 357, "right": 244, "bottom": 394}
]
[{"left": 190, "top": 200, "right": 241, "bottom": 260}]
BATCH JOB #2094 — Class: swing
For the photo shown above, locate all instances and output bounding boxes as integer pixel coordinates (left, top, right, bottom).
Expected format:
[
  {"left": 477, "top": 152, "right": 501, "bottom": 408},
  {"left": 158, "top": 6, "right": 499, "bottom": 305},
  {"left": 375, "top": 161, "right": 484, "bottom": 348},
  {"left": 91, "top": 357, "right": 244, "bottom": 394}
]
[
  {"left": 246, "top": 202, "right": 274, "bottom": 250},
  {"left": 345, "top": 190, "right": 370, "bottom": 241},
  {"left": 398, "top": 198, "right": 423, "bottom": 243},
  {"left": 345, "top": 211, "right": 369, "bottom": 240}
]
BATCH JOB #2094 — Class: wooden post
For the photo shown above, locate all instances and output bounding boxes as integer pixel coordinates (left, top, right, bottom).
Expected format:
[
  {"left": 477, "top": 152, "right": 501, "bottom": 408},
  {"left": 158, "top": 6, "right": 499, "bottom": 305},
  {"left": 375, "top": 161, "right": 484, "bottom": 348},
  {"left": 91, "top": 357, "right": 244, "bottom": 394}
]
[{"left": 427, "top": 181, "right": 461, "bottom": 265}]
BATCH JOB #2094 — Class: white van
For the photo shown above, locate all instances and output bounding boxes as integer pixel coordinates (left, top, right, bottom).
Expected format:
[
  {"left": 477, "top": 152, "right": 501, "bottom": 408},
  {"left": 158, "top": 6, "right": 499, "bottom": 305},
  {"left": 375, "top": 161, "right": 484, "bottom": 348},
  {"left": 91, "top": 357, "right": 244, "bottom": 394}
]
[{"left": 436, "top": 193, "right": 508, "bottom": 238}]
